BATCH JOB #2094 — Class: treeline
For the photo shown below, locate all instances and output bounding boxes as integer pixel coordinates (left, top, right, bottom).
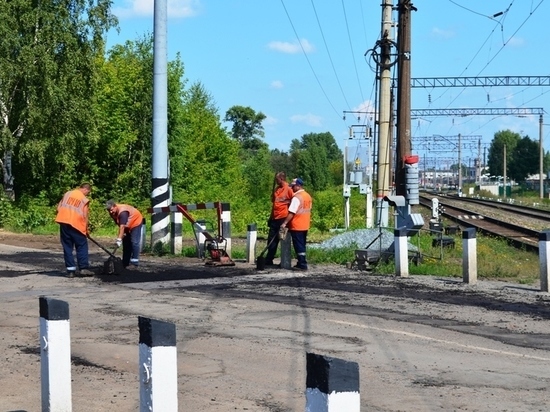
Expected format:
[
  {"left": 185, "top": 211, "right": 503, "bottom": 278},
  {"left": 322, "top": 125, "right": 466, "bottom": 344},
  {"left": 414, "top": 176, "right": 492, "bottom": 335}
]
[{"left": 0, "top": 1, "right": 355, "bottom": 234}]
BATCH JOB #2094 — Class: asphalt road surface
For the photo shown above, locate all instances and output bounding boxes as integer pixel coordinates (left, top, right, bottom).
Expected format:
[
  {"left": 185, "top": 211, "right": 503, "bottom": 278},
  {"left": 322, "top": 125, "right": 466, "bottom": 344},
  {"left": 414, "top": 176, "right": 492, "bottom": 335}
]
[{"left": 1, "top": 233, "right": 550, "bottom": 411}]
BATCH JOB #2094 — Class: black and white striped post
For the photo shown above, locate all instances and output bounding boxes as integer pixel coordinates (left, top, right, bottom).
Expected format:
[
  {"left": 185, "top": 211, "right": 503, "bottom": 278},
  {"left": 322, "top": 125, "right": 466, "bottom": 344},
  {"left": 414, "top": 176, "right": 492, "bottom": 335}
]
[
  {"left": 170, "top": 210, "right": 183, "bottom": 255},
  {"left": 539, "top": 230, "right": 550, "bottom": 292},
  {"left": 462, "top": 228, "right": 477, "bottom": 284},
  {"left": 39, "top": 296, "right": 72, "bottom": 411},
  {"left": 139, "top": 316, "right": 178, "bottom": 411},
  {"left": 221, "top": 202, "right": 232, "bottom": 257},
  {"left": 395, "top": 227, "right": 409, "bottom": 277},
  {"left": 140, "top": 218, "right": 147, "bottom": 252},
  {"left": 246, "top": 223, "right": 257, "bottom": 263},
  {"left": 305, "top": 352, "right": 360, "bottom": 412}
]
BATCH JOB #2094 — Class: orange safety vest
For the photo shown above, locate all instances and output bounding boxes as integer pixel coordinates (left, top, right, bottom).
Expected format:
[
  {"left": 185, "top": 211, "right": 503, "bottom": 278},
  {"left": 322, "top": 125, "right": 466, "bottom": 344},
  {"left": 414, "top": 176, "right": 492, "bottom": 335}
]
[
  {"left": 272, "top": 183, "right": 294, "bottom": 219},
  {"left": 55, "top": 189, "right": 89, "bottom": 235},
  {"left": 114, "top": 204, "right": 143, "bottom": 230},
  {"left": 288, "top": 190, "right": 312, "bottom": 231}
]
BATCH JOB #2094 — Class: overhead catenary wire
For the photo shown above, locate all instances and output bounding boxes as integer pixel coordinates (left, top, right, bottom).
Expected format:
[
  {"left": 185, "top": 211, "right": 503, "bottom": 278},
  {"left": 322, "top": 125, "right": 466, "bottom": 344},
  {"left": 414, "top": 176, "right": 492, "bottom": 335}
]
[
  {"left": 279, "top": 0, "right": 343, "bottom": 119},
  {"left": 310, "top": 0, "right": 353, "bottom": 111},
  {"left": 426, "top": 0, "right": 547, "bottom": 144},
  {"left": 340, "top": 0, "right": 366, "bottom": 105}
]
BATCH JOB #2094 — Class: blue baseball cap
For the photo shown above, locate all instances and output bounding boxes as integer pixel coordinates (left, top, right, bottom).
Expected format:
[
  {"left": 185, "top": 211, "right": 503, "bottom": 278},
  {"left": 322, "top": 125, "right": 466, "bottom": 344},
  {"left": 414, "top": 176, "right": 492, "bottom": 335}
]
[{"left": 290, "top": 178, "right": 304, "bottom": 187}]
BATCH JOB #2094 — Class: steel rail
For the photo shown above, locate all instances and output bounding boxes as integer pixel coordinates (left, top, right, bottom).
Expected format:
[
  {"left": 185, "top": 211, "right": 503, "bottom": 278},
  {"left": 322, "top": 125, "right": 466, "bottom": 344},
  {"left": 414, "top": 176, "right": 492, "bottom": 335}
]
[{"left": 418, "top": 196, "right": 540, "bottom": 253}]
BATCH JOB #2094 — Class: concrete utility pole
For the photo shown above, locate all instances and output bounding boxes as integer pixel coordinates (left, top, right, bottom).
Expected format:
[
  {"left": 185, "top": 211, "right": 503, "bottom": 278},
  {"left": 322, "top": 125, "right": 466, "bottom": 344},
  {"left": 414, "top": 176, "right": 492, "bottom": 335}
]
[
  {"left": 458, "top": 133, "right": 462, "bottom": 195},
  {"left": 375, "top": 0, "right": 394, "bottom": 227},
  {"left": 151, "top": 0, "right": 171, "bottom": 246},
  {"left": 503, "top": 144, "right": 507, "bottom": 200},
  {"left": 540, "top": 115, "right": 544, "bottom": 198},
  {"left": 395, "top": 0, "right": 416, "bottom": 197}
]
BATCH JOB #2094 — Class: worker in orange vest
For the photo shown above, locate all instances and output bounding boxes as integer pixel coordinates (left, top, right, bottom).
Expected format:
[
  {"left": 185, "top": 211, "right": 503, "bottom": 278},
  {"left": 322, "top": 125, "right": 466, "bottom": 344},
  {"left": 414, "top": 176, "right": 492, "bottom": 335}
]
[
  {"left": 105, "top": 200, "right": 144, "bottom": 269},
  {"left": 264, "top": 171, "right": 294, "bottom": 266},
  {"left": 280, "top": 178, "right": 312, "bottom": 271},
  {"left": 55, "top": 183, "right": 94, "bottom": 277}
]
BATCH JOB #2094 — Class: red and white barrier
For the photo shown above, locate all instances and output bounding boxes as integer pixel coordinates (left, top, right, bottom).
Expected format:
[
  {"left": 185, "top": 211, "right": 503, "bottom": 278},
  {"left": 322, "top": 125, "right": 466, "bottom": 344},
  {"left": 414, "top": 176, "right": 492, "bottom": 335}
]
[{"left": 149, "top": 202, "right": 232, "bottom": 257}]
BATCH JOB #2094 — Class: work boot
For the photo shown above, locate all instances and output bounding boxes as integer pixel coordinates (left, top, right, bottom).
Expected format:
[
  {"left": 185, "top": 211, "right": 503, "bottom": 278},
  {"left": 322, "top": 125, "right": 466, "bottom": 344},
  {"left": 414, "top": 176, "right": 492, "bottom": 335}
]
[
  {"left": 66, "top": 271, "right": 76, "bottom": 278},
  {"left": 79, "top": 268, "right": 96, "bottom": 277}
]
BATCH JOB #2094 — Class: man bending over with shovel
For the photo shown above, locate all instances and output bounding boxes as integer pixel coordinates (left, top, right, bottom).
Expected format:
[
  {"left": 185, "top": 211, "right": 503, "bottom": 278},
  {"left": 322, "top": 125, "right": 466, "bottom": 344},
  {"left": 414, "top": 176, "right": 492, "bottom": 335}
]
[
  {"left": 105, "top": 200, "right": 144, "bottom": 269},
  {"left": 55, "top": 183, "right": 95, "bottom": 278}
]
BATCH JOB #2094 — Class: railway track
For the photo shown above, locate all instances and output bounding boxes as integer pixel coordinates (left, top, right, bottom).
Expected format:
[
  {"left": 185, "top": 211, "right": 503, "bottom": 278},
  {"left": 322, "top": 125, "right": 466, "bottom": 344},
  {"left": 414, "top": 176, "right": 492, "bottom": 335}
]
[
  {"left": 418, "top": 195, "right": 541, "bottom": 253},
  {"left": 447, "top": 195, "right": 550, "bottom": 223}
]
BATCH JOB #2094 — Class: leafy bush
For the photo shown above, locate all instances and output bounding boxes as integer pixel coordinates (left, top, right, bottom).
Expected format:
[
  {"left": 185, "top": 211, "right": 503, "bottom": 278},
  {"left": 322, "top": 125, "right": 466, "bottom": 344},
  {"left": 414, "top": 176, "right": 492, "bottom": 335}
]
[{"left": 0, "top": 195, "right": 14, "bottom": 227}]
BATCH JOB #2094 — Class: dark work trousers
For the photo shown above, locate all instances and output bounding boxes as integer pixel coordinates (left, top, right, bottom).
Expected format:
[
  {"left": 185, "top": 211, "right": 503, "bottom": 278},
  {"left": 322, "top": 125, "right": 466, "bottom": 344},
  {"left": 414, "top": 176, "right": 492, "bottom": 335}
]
[
  {"left": 265, "top": 217, "right": 285, "bottom": 263},
  {"left": 122, "top": 222, "right": 143, "bottom": 267},
  {"left": 290, "top": 230, "right": 308, "bottom": 269},
  {"left": 59, "top": 223, "right": 89, "bottom": 271}
]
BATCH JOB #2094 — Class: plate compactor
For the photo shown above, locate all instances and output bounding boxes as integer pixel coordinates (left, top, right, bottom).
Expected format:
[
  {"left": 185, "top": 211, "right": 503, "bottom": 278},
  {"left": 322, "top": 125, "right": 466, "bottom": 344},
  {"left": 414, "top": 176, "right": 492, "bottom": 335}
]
[
  {"left": 88, "top": 236, "right": 125, "bottom": 275},
  {"left": 170, "top": 203, "right": 235, "bottom": 267},
  {"left": 204, "top": 237, "right": 234, "bottom": 266}
]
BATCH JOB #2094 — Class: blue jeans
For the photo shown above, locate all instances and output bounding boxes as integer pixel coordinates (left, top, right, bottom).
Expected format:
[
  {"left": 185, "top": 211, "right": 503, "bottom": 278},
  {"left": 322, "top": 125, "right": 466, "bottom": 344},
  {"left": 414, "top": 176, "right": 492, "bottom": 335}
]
[
  {"left": 290, "top": 230, "right": 308, "bottom": 268},
  {"left": 122, "top": 223, "right": 143, "bottom": 267},
  {"left": 59, "top": 223, "right": 89, "bottom": 271}
]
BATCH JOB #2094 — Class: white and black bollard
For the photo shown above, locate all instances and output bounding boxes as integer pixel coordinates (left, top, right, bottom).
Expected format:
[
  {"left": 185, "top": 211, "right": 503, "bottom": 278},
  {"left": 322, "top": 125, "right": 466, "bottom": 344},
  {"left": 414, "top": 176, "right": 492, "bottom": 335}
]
[
  {"left": 139, "top": 316, "right": 178, "bottom": 412},
  {"left": 539, "top": 230, "right": 550, "bottom": 292},
  {"left": 462, "top": 228, "right": 477, "bottom": 284},
  {"left": 305, "top": 352, "right": 360, "bottom": 412},
  {"left": 195, "top": 219, "right": 207, "bottom": 258},
  {"left": 394, "top": 227, "right": 409, "bottom": 277},
  {"left": 170, "top": 211, "right": 183, "bottom": 255},
  {"left": 246, "top": 223, "right": 257, "bottom": 263},
  {"left": 221, "top": 202, "right": 232, "bottom": 257},
  {"left": 39, "top": 296, "right": 72, "bottom": 411},
  {"left": 140, "top": 218, "right": 147, "bottom": 252}
]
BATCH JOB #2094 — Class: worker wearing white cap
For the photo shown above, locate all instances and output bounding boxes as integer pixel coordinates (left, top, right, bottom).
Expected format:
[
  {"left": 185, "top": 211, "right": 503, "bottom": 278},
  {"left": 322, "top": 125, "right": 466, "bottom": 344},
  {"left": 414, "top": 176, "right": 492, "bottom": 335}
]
[{"left": 280, "top": 178, "right": 312, "bottom": 270}]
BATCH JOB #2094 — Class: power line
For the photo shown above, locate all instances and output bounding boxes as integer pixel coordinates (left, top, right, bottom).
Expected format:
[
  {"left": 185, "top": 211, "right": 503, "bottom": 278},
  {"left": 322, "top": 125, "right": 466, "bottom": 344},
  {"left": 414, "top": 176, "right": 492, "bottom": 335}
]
[
  {"left": 310, "top": 0, "right": 353, "bottom": 110},
  {"left": 279, "top": 0, "right": 342, "bottom": 118},
  {"left": 341, "top": 0, "right": 366, "bottom": 104}
]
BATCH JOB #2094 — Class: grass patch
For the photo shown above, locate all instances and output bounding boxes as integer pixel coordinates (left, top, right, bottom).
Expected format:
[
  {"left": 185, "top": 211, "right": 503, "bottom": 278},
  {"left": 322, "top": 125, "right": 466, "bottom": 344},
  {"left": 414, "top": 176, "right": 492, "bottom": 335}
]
[{"left": 368, "top": 231, "right": 539, "bottom": 284}]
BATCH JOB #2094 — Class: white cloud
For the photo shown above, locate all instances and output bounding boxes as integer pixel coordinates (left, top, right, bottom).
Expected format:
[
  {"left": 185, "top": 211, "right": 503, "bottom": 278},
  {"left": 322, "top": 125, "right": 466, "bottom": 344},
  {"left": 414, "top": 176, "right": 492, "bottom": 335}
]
[
  {"left": 114, "top": 0, "right": 200, "bottom": 19},
  {"left": 352, "top": 100, "right": 377, "bottom": 121},
  {"left": 268, "top": 39, "right": 315, "bottom": 54},
  {"left": 507, "top": 36, "right": 524, "bottom": 47},
  {"left": 431, "top": 27, "right": 455, "bottom": 39},
  {"left": 290, "top": 113, "right": 323, "bottom": 127},
  {"left": 270, "top": 80, "right": 284, "bottom": 89},
  {"left": 263, "top": 115, "right": 279, "bottom": 127}
]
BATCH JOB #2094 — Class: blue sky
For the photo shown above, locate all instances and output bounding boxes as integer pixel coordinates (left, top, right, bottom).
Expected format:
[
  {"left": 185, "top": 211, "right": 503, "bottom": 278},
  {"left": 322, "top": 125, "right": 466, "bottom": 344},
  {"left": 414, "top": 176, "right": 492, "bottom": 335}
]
[{"left": 107, "top": 0, "right": 550, "bottom": 169}]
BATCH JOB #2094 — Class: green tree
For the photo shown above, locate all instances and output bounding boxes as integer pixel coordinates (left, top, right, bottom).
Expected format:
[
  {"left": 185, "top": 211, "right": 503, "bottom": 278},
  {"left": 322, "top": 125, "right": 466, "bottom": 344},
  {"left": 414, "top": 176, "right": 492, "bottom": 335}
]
[
  {"left": 290, "top": 132, "right": 343, "bottom": 191},
  {"left": 508, "top": 136, "right": 539, "bottom": 182},
  {"left": 171, "top": 82, "right": 245, "bottom": 204},
  {"left": 224, "top": 105, "right": 267, "bottom": 150},
  {"left": 269, "top": 149, "right": 296, "bottom": 178},
  {"left": 0, "top": 0, "right": 117, "bottom": 200},
  {"left": 93, "top": 35, "right": 193, "bottom": 205},
  {"left": 487, "top": 130, "right": 521, "bottom": 178},
  {"left": 93, "top": 37, "right": 156, "bottom": 202}
]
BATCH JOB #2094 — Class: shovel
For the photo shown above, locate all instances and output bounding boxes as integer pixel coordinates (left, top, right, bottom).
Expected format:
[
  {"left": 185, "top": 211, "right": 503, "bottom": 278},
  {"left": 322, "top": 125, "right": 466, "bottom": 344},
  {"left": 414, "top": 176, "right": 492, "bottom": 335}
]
[
  {"left": 256, "top": 235, "right": 277, "bottom": 271},
  {"left": 88, "top": 236, "right": 125, "bottom": 275}
]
